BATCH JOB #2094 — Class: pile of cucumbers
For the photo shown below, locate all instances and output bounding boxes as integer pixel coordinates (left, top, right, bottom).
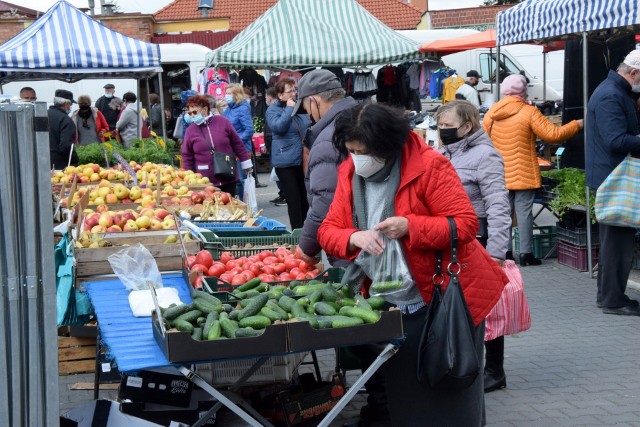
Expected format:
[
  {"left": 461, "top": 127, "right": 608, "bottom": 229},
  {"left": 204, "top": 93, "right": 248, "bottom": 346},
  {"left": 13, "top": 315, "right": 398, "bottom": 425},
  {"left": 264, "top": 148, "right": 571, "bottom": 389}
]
[{"left": 160, "top": 277, "right": 387, "bottom": 341}]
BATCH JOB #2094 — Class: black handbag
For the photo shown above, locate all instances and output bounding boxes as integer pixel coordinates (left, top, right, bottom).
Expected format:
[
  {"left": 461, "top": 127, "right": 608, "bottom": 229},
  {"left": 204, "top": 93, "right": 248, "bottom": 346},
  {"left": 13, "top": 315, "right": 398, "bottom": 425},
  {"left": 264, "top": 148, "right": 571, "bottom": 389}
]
[
  {"left": 416, "top": 217, "right": 480, "bottom": 391},
  {"left": 199, "top": 125, "right": 236, "bottom": 181}
]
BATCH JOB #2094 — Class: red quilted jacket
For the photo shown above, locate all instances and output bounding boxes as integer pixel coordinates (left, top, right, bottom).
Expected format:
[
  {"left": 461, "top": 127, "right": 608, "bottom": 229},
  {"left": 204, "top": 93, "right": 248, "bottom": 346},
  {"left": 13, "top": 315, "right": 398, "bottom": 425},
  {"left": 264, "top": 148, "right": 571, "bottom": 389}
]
[{"left": 318, "top": 132, "right": 507, "bottom": 325}]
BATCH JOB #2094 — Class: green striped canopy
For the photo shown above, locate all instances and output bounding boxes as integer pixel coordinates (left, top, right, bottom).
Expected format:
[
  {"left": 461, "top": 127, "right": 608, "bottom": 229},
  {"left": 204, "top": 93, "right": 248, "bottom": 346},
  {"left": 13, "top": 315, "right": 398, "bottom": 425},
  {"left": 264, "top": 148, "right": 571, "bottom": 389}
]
[{"left": 206, "top": 0, "right": 426, "bottom": 68}]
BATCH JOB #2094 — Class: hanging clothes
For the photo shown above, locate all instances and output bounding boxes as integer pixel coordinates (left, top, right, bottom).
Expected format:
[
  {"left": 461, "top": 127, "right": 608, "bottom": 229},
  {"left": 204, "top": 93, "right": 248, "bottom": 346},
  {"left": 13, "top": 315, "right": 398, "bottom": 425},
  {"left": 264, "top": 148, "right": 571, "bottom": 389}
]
[{"left": 442, "top": 74, "right": 465, "bottom": 104}]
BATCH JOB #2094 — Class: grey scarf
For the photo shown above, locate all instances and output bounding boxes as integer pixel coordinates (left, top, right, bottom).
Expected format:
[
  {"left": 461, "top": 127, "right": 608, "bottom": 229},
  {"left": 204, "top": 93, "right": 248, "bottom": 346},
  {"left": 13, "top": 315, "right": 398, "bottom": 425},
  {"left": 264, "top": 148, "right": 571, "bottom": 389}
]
[{"left": 341, "top": 155, "right": 401, "bottom": 290}]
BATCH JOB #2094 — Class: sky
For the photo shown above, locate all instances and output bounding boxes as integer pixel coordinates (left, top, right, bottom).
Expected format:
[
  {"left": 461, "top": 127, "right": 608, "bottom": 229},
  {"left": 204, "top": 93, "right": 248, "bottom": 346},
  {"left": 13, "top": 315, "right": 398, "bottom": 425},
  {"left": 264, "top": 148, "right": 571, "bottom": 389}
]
[{"left": 9, "top": 0, "right": 484, "bottom": 14}]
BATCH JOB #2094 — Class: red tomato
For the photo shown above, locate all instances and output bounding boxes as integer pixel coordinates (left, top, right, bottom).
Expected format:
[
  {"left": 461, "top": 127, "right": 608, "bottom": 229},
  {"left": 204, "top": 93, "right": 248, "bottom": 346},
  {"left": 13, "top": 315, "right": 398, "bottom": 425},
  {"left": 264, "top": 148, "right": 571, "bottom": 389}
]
[
  {"left": 276, "top": 247, "right": 292, "bottom": 257},
  {"left": 225, "top": 260, "right": 238, "bottom": 271},
  {"left": 305, "top": 272, "right": 316, "bottom": 279},
  {"left": 289, "top": 267, "right": 302, "bottom": 277},
  {"left": 231, "top": 275, "right": 246, "bottom": 285},
  {"left": 190, "top": 264, "right": 208, "bottom": 274},
  {"left": 249, "top": 262, "right": 262, "bottom": 276},
  {"left": 275, "top": 252, "right": 287, "bottom": 261},
  {"left": 193, "top": 275, "right": 203, "bottom": 288},
  {"left": 258, "top": 273, "right": 277, "bottom": 283},
  {"left": 310, "top": 268, "right": 321, "bottom": 277},
  {"left": 185, "top": 255, "right": 197, "bottom": 268},
  {"left": 195, "top": 250, "right": 213, "bottom": 268},
  {"left": 278, "top": 272, "right": 291, "bottom": 281},
  {"left": 299, "top": 260, "right": 313, "bottom": 272},
  {"left": 236, "top": 257, "right": 248, "bottom": 268},
  {"left": 272, "top": 263, "right": 286, "bottom": 274},
  {"left": 219, "top": 273, "right": 234, "bottom": 283},
  {"left": 207, "top": 262, "right": 225, "bottom": 277},
  {"left": 284, "top": 258, "right": 300, "bottom": 270},
  {"left": 262, "top": 265, "right": 275, "bottom": 275},
  {"left": 240, "top": 270, "right": 256, "bottom": 281},
  {"left": 220, "top": 251, "right": 234, "bottom": 264},
  {"left": 295, "top": 272, "right": 307, "bottom": 280},
  {"left": 228, "top": 267, "right": 243, "bottom": 275},
  {"left": 263, "top": 256, "right": 279, "bottom": 265},
  {"left": 258, "top": 250, "right": 275, "bottom": 261},
  {"left": 247, "top": 255, "right": 260, "bottom": 263}
]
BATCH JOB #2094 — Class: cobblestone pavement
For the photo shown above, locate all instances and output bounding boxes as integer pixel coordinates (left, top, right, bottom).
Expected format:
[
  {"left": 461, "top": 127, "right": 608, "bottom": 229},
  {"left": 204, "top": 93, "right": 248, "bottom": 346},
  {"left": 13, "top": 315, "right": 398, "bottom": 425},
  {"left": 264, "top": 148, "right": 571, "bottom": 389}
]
[{"left": 60, "top": 175, "right": 640, "bottom": 426}]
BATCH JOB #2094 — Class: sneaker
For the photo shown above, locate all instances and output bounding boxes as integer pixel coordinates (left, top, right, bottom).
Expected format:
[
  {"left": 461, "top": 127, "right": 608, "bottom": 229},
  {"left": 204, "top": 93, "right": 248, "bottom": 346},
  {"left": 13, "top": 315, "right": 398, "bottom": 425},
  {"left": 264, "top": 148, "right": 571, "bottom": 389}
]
[
  {"left": 270, "top": 196, "right": 285, "bottom": 205},
  {"left": 275, "top": 198, "right": 287, "bottom": 206}
]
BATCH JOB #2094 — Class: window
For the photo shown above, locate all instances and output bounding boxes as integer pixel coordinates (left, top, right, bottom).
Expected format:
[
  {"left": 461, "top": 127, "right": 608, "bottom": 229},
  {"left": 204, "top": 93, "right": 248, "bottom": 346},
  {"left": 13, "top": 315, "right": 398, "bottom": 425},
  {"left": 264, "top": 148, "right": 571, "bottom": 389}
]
[{"left": 479, "top": 53, "right": 523, "bottom": 83}]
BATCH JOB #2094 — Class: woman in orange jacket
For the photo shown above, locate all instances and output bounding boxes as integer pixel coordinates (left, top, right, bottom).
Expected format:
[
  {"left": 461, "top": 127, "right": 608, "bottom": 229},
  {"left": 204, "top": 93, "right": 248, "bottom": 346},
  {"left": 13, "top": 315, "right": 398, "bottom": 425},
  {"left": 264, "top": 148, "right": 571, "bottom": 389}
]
[{"left": 483, "top": 74, "right": 583, "bottom": 266}]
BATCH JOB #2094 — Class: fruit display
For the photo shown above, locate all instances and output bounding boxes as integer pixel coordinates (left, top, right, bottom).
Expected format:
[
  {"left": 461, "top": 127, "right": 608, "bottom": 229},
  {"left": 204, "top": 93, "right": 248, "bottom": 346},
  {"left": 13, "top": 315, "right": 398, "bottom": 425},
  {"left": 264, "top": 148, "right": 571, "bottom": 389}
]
[
  {"left": 52, "top": 163, "right": 125, "bottom": 185},
  {"left": 184, "top": 248, "right": 320, "bottom": 288},
  {"left": 160, "top": 276, "right": 390, "bottom": 340},
  {"left": 81, "top": 208, "right": 177, "bottom": 233},
  {"left": 74, "top": 230, "right": 195, "bottom": 249}
]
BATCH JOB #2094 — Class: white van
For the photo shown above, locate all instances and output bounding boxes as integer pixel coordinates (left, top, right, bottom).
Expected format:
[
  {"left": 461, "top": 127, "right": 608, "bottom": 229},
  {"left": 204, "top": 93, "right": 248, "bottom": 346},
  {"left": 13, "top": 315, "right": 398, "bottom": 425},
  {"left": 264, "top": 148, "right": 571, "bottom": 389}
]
[
  {"left": 1, "top": 43, "right": 209, "bottom": 115},
  {"left": 397, "top": 30, "right": 564, "bottom": 103}
]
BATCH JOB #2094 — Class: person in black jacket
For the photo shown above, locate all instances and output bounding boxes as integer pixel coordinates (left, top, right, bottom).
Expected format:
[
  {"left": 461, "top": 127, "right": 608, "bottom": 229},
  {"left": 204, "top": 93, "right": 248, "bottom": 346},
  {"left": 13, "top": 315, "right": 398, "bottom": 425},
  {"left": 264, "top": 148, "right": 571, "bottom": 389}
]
[
  {"left": 49, "top": 89, "right": 78, "bottom": 170},
  {"left": 95, "top": 83, "right": 119, "bottom": 131}
]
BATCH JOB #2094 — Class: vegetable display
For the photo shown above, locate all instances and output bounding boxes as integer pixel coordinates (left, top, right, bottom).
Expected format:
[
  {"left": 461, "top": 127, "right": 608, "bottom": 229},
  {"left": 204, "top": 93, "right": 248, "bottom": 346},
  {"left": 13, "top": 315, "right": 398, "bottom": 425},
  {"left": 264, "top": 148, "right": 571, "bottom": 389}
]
[
  {"left": 541, "top": 168, "right": 595, "bottom": 220},
  {"left": 75, "top": 138, "right": 176, "bottom": 167}
]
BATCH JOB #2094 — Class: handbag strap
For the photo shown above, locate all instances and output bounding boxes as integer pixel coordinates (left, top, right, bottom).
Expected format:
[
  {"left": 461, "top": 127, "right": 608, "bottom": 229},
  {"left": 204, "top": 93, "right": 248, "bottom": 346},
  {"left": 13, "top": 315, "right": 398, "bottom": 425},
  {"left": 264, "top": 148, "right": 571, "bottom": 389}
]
[
  {"left": 434, "top": 217, "right": 459, "bottom": 285},
  {"left": 292, "top": 117, "right": 306, "bottom": 149},
  {"left": 198, "top": 122, "right": 216, "bottom": 151}
]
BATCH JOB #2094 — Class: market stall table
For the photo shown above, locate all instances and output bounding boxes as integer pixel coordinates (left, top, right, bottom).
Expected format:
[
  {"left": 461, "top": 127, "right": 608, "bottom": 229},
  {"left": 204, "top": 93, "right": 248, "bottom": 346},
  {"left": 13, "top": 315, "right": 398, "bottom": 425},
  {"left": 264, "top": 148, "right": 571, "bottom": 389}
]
[{"left": 84, "top": 274, "right": 400, "bottom": 427}]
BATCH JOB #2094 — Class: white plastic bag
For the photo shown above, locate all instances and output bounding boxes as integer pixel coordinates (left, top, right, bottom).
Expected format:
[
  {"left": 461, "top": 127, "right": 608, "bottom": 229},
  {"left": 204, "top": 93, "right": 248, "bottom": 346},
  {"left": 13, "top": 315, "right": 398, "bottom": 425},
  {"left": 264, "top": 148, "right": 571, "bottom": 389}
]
[
  {"left": 107, "top": 243, "right": 163, "bottom": 291},
  {"left": 128, "top": 288, "right": 183, "bottom": 317},
  {"left": 243, "top": 175, "right": 259, "bottom": 213},
  {"left": 270, "top": 168, "right": 279, "bottom": 182}
]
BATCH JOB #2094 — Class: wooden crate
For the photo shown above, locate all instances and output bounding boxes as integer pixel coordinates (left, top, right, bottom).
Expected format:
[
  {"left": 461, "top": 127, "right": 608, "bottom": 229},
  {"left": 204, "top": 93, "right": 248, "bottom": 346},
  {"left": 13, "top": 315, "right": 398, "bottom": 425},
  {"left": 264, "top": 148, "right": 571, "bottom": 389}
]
[
  {"left": 73, "top": 230, "right": 201, "bottom": 277},
  {"left": 58, "top": 336, "right": 96, "bottom": 376}
]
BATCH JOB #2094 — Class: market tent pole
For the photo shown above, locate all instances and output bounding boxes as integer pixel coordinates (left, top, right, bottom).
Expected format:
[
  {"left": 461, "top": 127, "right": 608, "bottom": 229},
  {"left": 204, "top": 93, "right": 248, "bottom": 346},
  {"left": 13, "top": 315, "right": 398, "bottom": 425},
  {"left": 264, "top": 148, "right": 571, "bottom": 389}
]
[
  {"left": 158, "top": 72, "right": 167, "bottom": 144},
  {"left": 543, "top": 51, "right": 547, "bottom": 101},
  {"left": 496, "top": 45, "right": 501, "bottom": 100},
  {"left": 582, "top": 31, "right": 594, "bottom": 277},
  {"left": 145, "top": 77, "right": 152, "bottom": 132}
]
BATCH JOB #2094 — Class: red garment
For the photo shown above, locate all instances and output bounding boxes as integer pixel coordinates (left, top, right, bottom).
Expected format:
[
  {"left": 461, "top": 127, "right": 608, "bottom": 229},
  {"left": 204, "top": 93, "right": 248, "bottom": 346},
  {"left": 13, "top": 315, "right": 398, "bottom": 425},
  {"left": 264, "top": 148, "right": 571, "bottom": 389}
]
[
  {"left": 383, "top": 65, "right": 396, "bottom": 85},
  {"left": 318, "top": 132, "right": 507, "bottom": 325},
  {"left": 94, "top": 110, "right": 109, "bottom": 142}
]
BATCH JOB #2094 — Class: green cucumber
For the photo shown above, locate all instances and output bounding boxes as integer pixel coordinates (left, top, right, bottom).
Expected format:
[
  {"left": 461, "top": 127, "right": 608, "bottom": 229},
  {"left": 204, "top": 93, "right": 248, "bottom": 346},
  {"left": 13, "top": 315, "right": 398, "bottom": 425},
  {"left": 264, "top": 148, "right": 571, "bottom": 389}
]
[
  {"left": 207, "top": 320, "right": 221, "bottom": 340},
  {"left": 237, "top": 277, "right": 262, "bottom": 292},
  {"left": 341, "top": 285, "right": 355, "bottom": 298},
  {"left": 332, "top": 316, "right": 365, "bottom": 328},
  {"left": 238, "top": 314, "right": 272, "bottom": 329},
  {"left": 191, "top": 327, "right": 203, "bottom": 340},
  {"left": 235, "top": 327, "right": 264, "bottom": 338},
  {"left": 296, "top": 314, "right": 320, "bottom": 329},
  {"left": 294, "top": 283, "right": 326, "bottom": 296},
  {"left": 228, "top": 310, "right": 240, "bottom": 321},
  {"left": 369, "top": 280, "right": 403, "bottom": 293},
  {"left": 244, "top": 289, "right": 262, "bottom": 298},
  {"left": 266, "top": 301, "right": 289, "bottom": 319},
  {"left": 278, "top": 295, "right": 297, "bottom": 313},
  {"left": 260, "top": 306, "right": 285, "bottom": 322},
  {"left": 354, "top": 294, "right": 372, "bottom": 310},
  {"left": 238, "top": 293, "right": 269, "bottom": 321},
  {"left": 345, "top": 306, "right": 380, "bottom": 324},
  {"left": 308, "top": 289, "right": 323, "bottom": 305},
  {"left": 336, "top": 298, "right": 356, "bottom": 307},
  {"left": 321, "top": 284, "right": 341, "bottom": 302},
  {"left": 367, "top": 296, "right": 386, "bottom": 310},
  {"left": 174, "top": 319, "right": 194, "bottom": 333},
  {"left": 288, "top": 280, "right": 303, "bottom": 289},
  {"left": 202, "top": 311, "right": 219, "bottom": 338},
  {"left": 314, "top": 302, "right": 337, "bottom": 316},
  {"left": 193, "top": 298, "right": 218, "bottom": 314},
  {"left": 290, "top": 302, "right": 306, "bottom": 318},
  {"left": 220, "top": 317, "right": 239, "bottom": 338},
  {"left": 191, "top": 290, "right": 223, "bottom": 308},
  {"left": 282, "top": 287, "right": 297, "bottom": 297},
  {"left": 196, "top": 316, "right": 206, "bottom": 326},
  {"left": 163, "top": 303, "right": 192, "bottom": 321},
  {"left": 173, "top": 309, "right": 203, "bottom": 325}
]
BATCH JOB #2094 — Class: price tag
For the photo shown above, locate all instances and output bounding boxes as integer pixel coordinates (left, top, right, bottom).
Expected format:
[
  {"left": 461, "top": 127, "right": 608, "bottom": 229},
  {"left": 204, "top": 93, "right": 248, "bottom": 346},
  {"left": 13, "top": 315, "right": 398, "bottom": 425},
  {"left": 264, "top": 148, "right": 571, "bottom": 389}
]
[
  {"left": 555, "top": 147, "right": 565, "bottom": 156},
  {"left": 101, "top": 362, "right": 111, "bottom": 373},
  {"left": 113, "top": 152, "right": 137, "bottom": 186}
]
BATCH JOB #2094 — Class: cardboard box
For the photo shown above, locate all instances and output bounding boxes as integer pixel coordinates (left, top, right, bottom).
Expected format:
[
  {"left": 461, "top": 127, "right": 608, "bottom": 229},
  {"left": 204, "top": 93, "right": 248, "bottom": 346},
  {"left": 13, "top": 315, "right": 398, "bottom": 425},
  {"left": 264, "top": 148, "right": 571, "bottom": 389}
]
[
  {"left": 287, "top": 309, "right": 404, "bottom": 352},
  {"left": 119, "top": 368, "right": 193, "bottom": 408}
]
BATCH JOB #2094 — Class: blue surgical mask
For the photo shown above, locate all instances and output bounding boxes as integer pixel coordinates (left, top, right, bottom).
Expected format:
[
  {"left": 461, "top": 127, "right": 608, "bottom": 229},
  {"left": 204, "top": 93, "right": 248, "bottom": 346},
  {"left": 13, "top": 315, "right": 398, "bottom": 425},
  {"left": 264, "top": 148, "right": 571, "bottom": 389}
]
[
  {"left": 66, "top": 107, "right": 72, "bottom": 114},
  {"left": 184, "top": 115, "right": 193, "bottom": 124},
  {"left": 224, "top": 95, "right": 234, "bottom": 104},
  {"left": 105, "top": 93, "right": 113, "bottom": 98},
  {"left": 222, "top": 106, "right": 228, "bottom": 113},
  {"left": 192, "top": 114, "right": 205, "bottom": 126}
]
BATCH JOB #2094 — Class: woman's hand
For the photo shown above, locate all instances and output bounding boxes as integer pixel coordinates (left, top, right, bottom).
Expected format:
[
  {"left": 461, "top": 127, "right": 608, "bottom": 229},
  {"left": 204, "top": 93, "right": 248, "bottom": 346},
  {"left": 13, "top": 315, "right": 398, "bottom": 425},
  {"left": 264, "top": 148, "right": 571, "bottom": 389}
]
[
  {"left": 244, "top": 168, "right": 253, "bottom": 175},
  {"left": 296, "top": 247, "right": 319, "bottom": 264},
  {"left": 373, "top": 216, "right": 409, "bottom": 239},
  {"left": 491, "top": 257, "right": 505, "bottom": 267},
  {"left": 286, "top": 99, "right": 296, "bottom": 108},
  {"left": 349, "top": 230, "right": 385, "bottom": 256}
]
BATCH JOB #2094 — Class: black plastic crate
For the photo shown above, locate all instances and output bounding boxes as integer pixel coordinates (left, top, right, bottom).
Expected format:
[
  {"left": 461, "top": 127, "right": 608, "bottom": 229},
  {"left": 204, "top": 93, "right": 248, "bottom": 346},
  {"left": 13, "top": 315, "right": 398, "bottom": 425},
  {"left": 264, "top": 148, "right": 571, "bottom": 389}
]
[{"left": 556, "top": 222, "right": 599, "bottom": 246}]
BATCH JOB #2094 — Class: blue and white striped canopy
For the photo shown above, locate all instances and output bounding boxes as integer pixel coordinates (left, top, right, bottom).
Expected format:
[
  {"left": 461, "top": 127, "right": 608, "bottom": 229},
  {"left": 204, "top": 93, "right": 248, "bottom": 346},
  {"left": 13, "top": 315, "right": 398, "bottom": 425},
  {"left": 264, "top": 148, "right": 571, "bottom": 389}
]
[
  {"left": 207, "top": 0, "right": 426, "bottom": 68},
  {"left": 497, "top": 0, "right": 640, "bottom": 46},
  {"left": 0, "top": 0, "right": 161, "bottom": 82}
]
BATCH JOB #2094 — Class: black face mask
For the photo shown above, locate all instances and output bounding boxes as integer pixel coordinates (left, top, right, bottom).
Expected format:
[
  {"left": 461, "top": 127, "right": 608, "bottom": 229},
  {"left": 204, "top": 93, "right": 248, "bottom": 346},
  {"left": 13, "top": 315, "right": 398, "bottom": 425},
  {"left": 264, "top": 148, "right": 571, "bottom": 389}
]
[
  {"left": 439, "top": 127, "right": 463, "bottom": 145},
  {"left": 78, "top": 105, "right": 92, "bottom": 119}
]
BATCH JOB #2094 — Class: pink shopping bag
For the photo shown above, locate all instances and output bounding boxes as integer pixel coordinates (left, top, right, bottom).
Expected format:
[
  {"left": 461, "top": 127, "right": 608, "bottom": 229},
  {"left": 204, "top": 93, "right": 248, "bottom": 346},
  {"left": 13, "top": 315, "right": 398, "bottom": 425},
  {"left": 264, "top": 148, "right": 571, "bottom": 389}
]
[{"left": 484, "top": 260, "right": 531, "bottom": 341}]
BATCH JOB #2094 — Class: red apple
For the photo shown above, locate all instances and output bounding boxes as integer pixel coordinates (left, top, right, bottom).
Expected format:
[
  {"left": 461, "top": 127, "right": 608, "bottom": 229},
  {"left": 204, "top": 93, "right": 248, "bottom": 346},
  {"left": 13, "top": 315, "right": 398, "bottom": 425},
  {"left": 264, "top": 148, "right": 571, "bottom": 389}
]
[
  {"left": 154, "top": 209, "right": 171, "bottom": 220},
  {"left": 190, "top": 192, "right": 204, "bottom": 205}
]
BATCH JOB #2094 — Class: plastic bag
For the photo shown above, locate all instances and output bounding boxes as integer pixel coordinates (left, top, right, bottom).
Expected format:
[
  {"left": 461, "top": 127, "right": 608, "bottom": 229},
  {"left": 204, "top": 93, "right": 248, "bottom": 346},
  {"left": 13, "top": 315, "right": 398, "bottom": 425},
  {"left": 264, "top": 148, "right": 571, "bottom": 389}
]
[
  {"left": 107, "top": 243, "right": 163, "bottom": 291},
  {"left": 243, "top": 175, "right": 259, "bottom": 213},
  {"left": 270, "top": 168, "right": 279, "bottom": 182},
  {"left": 367, "top": 235, "right": 415, "bottom": 296}
]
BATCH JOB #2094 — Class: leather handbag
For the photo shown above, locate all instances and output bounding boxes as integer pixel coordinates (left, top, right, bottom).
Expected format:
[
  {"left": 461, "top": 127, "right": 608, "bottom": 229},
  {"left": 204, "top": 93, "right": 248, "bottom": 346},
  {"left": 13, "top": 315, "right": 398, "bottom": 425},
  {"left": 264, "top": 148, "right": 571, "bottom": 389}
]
[
  {"left": 595, "top": 155, "right": 640, "bottom": 228},
  {"left": 416, "top": 217, "right": 480, "bottom": 391},
  {"left": 199, "top": 125, "right": 236, "bottom": 181}
]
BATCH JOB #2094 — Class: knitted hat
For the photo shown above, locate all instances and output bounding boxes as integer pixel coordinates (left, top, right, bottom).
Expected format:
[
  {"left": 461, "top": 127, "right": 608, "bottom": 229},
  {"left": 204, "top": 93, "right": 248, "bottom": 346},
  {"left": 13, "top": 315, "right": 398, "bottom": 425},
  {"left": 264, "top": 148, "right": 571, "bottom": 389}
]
[{"left": 501, "top": 74, "right": 527, "bottom": 99}]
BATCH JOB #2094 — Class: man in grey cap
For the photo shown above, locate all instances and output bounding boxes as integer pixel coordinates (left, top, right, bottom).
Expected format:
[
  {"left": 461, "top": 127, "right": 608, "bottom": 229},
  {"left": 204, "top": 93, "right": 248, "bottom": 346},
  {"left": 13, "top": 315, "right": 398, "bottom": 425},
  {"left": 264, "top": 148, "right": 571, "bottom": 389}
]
[
  {"left": 293, "top": 69, "right": 357, "bottom": 266},
  {"left": 455, "top": 70, "right": 482, "bottom": 108},
  {"left": 95, "top": 83, "right": 119, "bottom": 130},
  {"left": 48, "top": 89, "right": 78, "bottom": 169}
]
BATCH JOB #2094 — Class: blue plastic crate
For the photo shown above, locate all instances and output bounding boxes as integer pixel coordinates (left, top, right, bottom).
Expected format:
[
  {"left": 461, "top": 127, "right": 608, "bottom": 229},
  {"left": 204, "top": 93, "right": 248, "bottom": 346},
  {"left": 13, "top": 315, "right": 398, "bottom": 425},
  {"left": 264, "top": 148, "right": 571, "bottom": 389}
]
[{"left": 192, "top": 216, "right": 287, "bottom": 232}]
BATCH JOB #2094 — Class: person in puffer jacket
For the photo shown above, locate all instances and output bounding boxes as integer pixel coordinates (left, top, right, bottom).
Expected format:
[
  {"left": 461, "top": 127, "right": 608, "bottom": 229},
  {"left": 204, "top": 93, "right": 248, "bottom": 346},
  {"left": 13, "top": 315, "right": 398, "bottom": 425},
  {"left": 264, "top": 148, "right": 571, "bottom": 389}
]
[
  {"left": 437, "top": 100, "right": 511, "bottom": 394},
  {"left": 223, "top": 83, "right": 255, "bottom": 198},
  {"left": 266, "top": 78, "right": 311, "bottom": 229},
  {"left": 483, "top": 74, "right": 583, "bottom": 267}
]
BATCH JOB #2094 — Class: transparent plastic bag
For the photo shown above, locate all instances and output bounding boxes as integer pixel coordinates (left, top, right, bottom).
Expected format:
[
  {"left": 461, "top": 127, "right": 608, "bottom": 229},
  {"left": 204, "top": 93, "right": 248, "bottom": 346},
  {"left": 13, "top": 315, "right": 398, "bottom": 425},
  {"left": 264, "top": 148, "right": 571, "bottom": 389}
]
[
  {"left": 107, "top": 243, "right": 163, "bottom": 291},
  {"left": 368, "top": 236, "right": 415, "bottom": 296}
]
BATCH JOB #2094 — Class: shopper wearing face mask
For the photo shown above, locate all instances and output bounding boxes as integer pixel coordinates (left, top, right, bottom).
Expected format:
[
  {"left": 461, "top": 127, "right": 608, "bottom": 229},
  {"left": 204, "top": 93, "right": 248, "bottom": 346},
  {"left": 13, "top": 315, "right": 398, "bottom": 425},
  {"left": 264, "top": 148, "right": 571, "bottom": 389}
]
[
  {"left": 181, "top": 95, "right": 252, "bottom": 197},
  {"left": 318, "top": 102, "right": 508, "bottom": 426},
  {"left": 49, "top": 89, "right": 79, "bottom": 169},
  {"left": 586, "top": 49, "right": 640, "bottom": 316},
  {"left": 483, "top": 74, "right": 583, "bottom": 267},
  {"left": 223, "top": 83, "right": 255, "bottom": 198},
  {"left": 95, "top": 83, "right": 119, "bottom": 131},
  {"left": 455, "top": 70, "right": 482, "bottom": 108},
  {"left": 70, "top": 95, "right": 109, "bottom": 145},
  {"left": 265, "top": 78, "right": 311, "bottom": 229},
  {"left": 436, "top": 100, "right": 512, "bottom": 393}
]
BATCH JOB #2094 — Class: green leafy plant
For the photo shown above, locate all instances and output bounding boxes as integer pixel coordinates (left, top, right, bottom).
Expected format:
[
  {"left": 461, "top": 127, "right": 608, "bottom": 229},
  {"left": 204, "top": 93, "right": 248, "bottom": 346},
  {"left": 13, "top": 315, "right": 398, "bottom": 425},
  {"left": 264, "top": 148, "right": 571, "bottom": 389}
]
[
  {"left": 75, "top": 137, "right": 178, "bottom": 167},
  {"left": 541, "top": 168, "right": 595, "bottom": 221}
]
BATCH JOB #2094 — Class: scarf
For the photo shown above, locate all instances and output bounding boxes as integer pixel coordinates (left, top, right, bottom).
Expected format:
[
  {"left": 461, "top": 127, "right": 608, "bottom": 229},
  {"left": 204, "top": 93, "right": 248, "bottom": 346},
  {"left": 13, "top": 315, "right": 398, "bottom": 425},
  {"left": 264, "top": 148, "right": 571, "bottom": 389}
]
[{"left": 341, "top": 155, "right": 401, "bottom": 291}]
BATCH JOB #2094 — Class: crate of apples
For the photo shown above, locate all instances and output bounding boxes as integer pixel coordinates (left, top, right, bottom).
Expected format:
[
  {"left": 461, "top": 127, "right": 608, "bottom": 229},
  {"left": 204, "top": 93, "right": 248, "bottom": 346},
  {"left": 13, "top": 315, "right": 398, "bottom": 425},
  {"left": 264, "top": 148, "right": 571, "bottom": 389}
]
[{"left": 82, "top": 207, "right": 176, "bottom": 233}]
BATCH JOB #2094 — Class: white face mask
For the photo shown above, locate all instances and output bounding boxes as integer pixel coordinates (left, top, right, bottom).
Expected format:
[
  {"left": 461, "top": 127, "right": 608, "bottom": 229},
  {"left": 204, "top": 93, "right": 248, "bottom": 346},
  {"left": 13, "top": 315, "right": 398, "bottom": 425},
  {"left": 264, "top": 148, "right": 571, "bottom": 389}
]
[
  {"left": 632, "top": 84, "right": 640, "bottom": 93},
  {"left": 350, "top": 153, "right": 386, "bottom": 178}
]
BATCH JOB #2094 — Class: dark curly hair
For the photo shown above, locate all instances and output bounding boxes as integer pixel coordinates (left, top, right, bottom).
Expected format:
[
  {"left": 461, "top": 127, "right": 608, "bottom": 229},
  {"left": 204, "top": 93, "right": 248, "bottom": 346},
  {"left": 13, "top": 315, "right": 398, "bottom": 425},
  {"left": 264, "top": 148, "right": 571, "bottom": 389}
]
[{"left": 333, "top": 103, "right": 411, "bottom": 160}]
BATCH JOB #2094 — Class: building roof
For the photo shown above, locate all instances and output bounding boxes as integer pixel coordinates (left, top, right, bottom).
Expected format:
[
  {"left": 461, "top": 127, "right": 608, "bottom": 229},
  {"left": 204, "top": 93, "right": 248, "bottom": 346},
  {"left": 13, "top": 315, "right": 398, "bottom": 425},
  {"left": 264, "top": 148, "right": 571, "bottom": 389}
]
[
  {"left": 154, "top": 0, "right": 423, "bottom": 31},
  {"left": 152, "top": 30, "right": 237, "bottom": 50},
  {"left": 0, "top": 0, "right": 41, "bottom": 18}
]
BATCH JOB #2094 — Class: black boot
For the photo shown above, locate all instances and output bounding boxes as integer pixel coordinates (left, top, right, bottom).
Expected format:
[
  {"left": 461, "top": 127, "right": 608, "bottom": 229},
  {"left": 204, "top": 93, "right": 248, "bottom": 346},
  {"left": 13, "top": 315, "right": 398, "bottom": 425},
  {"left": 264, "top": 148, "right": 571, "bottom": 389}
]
[
  {"left": 484, "top": 367, "right": 507, "bottom": 393},
  {"left": 484, "top": 337, "right": 506, "bottom": 393},
  {"left": 519, "top": 252, "right": 541, "bottom": 266}
]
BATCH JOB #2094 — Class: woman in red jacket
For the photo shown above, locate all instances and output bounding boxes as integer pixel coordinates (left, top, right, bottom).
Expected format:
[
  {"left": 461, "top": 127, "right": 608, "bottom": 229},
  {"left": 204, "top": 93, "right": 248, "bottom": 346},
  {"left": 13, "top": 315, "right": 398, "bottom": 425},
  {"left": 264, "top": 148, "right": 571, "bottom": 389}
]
[{"left": 318, "top": 103, "right": 507, "bottom": 426}]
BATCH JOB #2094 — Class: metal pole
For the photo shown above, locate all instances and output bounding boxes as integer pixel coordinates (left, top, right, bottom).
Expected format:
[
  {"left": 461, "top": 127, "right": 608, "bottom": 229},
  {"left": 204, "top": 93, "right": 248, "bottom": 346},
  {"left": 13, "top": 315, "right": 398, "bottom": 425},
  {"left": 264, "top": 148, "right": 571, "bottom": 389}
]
[
  {"left": 582, "top": 32, "right": 594, "bottom": 277},
  {"left": 33, "top": 101, "right": 60, "bottom": 426},
  {"left": 0, "top": 110, "right": 11, "bottom": 427},
  {"left": 496, "top": 45, "right": 501, "bottom": 100},
  {"left": 0, "top": 104, "right": 24, "bottom": 427},
  {"left": 543, "top": 50, "right": 547, "bottom": 102},
  {"left": 159, "top": 73, "right": 168, "bottom": 143},
  {"left": 136, "top": 82, "right": 141, "bottom": 140},
  {"left": 145, "top": 77, "right": 152, "bottom": 132}
]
